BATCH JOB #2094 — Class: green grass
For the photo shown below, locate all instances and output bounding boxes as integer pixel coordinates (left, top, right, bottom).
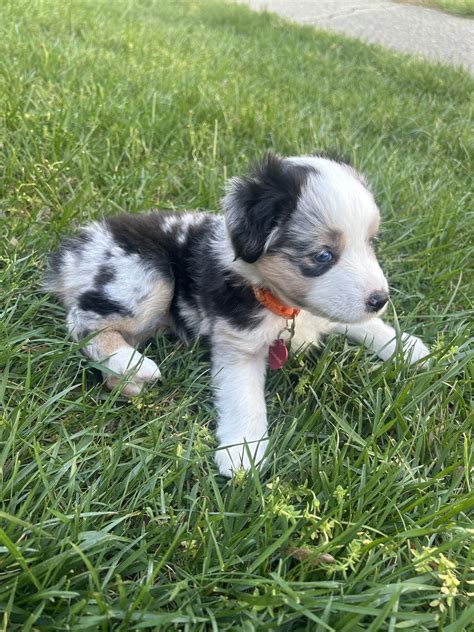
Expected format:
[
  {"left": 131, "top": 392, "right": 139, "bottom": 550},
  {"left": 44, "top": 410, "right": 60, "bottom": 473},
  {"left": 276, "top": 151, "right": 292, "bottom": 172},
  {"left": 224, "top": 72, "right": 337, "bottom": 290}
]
[
  {"left": 398, "top": 0, "right": 474, "bottom": 17},
  {"left": 1, "top": 0, "right": 473, "bottom": 629}
]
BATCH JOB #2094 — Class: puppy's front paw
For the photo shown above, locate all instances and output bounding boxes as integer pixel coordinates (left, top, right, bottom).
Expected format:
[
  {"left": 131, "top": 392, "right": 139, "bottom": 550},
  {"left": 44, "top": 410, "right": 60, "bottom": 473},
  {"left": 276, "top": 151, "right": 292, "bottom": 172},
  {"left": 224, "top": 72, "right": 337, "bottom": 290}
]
[
  {"left": 376, "top": 333, "right": 430, "bottom": 365},
  {"left": 103, "top": 348, "right": 161, "bottom": 397},
  {"left": 401, "top": 333, "right": 430, "bottom": 365},
  {"left": 215, "top": 437, "right": 268, "bottom": 477}
]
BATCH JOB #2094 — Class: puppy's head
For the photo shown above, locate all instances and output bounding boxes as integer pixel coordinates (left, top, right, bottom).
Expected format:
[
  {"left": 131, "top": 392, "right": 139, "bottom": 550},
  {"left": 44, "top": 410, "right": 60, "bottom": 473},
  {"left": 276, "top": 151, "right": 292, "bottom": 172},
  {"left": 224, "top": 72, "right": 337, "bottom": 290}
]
[{"left": 224, "top": 153, "right": 389, "bottom": 323}]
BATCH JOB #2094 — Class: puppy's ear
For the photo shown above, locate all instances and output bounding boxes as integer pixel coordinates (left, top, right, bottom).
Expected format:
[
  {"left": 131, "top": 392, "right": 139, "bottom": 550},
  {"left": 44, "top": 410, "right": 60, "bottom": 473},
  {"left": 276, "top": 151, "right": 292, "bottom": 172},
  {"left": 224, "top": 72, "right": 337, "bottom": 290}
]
[{"left": 223, "top": 153, "right": 310, "bottom": 263}]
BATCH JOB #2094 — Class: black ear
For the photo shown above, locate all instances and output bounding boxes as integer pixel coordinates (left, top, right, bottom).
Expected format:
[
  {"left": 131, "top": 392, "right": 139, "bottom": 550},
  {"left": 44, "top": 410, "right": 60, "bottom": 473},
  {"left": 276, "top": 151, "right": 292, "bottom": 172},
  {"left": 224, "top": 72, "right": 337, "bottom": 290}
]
[{"left": 223, "top": 153, "right": 311, "bottom": 263}]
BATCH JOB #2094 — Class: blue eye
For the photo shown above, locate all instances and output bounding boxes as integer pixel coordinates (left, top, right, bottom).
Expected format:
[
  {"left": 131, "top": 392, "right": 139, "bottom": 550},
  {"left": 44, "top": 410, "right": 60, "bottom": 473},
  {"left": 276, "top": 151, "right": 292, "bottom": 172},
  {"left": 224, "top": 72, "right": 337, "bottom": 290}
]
[{"left": 313, "top": 249, "right": 333, "bottom": 264}]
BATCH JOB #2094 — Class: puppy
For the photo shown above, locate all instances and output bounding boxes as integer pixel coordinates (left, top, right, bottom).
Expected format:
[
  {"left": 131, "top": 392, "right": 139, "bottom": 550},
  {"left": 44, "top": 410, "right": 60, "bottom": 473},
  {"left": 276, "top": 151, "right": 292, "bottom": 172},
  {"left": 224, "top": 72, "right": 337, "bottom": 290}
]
[{"left": 45, "top": 154, "right": 429, "bottom": 476}]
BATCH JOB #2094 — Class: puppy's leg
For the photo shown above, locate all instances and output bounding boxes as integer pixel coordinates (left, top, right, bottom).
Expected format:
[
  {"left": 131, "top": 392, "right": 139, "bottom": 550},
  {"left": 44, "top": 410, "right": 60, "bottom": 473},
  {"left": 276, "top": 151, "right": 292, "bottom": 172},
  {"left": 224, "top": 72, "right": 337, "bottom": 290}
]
[
  {"left": 67, "top": 308, "right": 161, "bottom": 398},
  {"left": 86, "top": 331, "right": 160, "bottom": 398},
  {"left": 333, "top": 318, "right": 429, "bottom": 364},
  {"left": 212, "top": 342, "right": 269, "bottom": 477}
]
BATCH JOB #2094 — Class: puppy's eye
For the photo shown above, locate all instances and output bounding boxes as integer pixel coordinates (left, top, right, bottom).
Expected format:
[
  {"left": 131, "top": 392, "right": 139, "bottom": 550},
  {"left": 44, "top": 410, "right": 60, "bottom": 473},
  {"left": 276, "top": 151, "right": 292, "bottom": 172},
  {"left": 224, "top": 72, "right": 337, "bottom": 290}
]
[{"left": 313, "top": 249, "right": 333, "bottom": 264}]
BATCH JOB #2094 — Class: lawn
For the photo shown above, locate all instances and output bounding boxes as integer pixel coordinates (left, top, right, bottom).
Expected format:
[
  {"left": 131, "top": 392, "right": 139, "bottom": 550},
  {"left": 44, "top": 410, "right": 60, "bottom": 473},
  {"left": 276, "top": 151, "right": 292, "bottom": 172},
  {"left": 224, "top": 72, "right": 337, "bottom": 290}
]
[
  {"left": 1, "top": 0, "right": 473, "bottom": 629},
  {"left": 398, "top": 0, "right": 474, "bottom": 17}
]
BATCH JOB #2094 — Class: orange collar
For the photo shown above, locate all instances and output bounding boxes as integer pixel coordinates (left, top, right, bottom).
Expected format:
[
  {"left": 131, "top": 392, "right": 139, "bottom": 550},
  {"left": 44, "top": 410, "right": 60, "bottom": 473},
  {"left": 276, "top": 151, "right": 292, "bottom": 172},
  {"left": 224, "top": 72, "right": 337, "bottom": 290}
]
[{"left": 253, "top": 287, "right": 300, "bottom": 319}]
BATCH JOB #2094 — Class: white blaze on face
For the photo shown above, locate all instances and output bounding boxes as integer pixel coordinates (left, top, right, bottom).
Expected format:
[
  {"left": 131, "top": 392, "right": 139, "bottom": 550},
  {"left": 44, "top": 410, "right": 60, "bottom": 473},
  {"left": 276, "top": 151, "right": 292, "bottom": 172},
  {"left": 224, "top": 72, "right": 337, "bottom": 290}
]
[{"left": 288, "top": 156, "right": 389, "bottom": 323}]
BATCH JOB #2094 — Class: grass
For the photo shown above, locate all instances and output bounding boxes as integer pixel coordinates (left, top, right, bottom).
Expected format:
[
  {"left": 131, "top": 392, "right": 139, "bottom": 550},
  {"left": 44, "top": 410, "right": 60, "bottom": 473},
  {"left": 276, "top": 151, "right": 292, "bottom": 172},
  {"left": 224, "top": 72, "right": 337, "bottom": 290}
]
[
  {"left": 0, "top": 0, "right": 473, "bottom": 629},
  {"left": 398, "top": 0, "right": 474, "bottom": 17}
]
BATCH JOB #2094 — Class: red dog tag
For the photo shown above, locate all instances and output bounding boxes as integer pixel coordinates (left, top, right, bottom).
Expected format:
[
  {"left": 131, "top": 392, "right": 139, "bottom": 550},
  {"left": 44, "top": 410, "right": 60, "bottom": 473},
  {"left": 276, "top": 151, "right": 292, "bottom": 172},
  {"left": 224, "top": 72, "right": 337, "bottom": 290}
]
[{"left": 269, "top": 339, "right": 288, "bottom": 370}]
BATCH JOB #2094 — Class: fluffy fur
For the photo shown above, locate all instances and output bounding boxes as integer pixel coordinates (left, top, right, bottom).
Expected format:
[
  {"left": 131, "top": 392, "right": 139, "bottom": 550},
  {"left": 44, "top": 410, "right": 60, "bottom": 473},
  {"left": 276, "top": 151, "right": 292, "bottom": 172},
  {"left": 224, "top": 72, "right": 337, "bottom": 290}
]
[{"left": 45, "top": 154, "right": 429, "bottom": 476}]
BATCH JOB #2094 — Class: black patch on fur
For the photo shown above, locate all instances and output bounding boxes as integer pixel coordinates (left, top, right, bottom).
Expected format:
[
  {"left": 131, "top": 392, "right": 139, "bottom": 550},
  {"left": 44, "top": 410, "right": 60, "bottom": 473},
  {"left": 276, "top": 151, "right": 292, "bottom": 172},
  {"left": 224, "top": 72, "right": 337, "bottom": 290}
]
[
  {"left": 106, "top": 212, "right": 175, "bottom": 279},
  {"left": 167, "top": 219, "right": 263, "bottom": 336},
  {"left": 79, "top": 290, "right": 132, "bottom": 317},
  {"left": 226, "top": 154, "right": 316, "bottom": 263},
  {"left": 94, "top": 265, "right": 115, "bottom": 287},
  {"left": 203, "top": 266, "right": 263, "bottom": 330}
]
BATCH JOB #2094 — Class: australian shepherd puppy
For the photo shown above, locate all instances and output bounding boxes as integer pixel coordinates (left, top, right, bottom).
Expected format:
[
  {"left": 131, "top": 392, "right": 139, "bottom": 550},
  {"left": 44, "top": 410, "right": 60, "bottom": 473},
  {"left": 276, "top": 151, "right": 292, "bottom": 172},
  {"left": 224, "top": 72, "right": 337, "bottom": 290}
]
[{"left": 45, "top": 154, "right": 429, "bottom": 476}]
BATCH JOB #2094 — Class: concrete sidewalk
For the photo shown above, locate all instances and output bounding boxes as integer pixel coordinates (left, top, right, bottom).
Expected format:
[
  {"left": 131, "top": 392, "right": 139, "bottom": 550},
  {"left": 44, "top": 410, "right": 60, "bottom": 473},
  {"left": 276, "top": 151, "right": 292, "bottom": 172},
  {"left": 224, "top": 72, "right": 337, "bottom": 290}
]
[{"left": 239, "top": 0, "right": 473, "bottom": 73}]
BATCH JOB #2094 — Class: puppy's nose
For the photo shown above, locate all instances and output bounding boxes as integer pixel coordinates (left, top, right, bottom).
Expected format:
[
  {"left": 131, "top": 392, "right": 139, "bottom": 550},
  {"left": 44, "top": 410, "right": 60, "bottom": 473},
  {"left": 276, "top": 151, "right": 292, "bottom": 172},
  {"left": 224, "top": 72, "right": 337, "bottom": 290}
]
[{"left": 366, "top": 291, "right": 389, "bottom": 313}]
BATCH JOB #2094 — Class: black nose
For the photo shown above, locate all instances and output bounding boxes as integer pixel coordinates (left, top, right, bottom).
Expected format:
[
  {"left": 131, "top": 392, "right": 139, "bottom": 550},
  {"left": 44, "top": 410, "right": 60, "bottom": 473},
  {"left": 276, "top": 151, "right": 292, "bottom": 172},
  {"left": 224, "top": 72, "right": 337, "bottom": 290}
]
[{"left": 366, "top": 291, "right": 389, "bottom": 312}]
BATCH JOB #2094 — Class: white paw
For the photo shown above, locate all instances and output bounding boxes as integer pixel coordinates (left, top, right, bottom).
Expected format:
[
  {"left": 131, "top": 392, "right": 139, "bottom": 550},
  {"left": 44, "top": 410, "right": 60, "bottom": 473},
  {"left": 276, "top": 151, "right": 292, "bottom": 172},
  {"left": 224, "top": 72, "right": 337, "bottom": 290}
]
[
  {"left": 401, "top": 333, "right": 430, "bottom": 365},
  {"left": 103, "top": 348, "right": 161, "bottom": 397},
  {"left": 376, "top": 334, "right": 429, "bottom": 365},
  {"left": 215, "top": 437, "right": 268, "bottom": 477}
]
